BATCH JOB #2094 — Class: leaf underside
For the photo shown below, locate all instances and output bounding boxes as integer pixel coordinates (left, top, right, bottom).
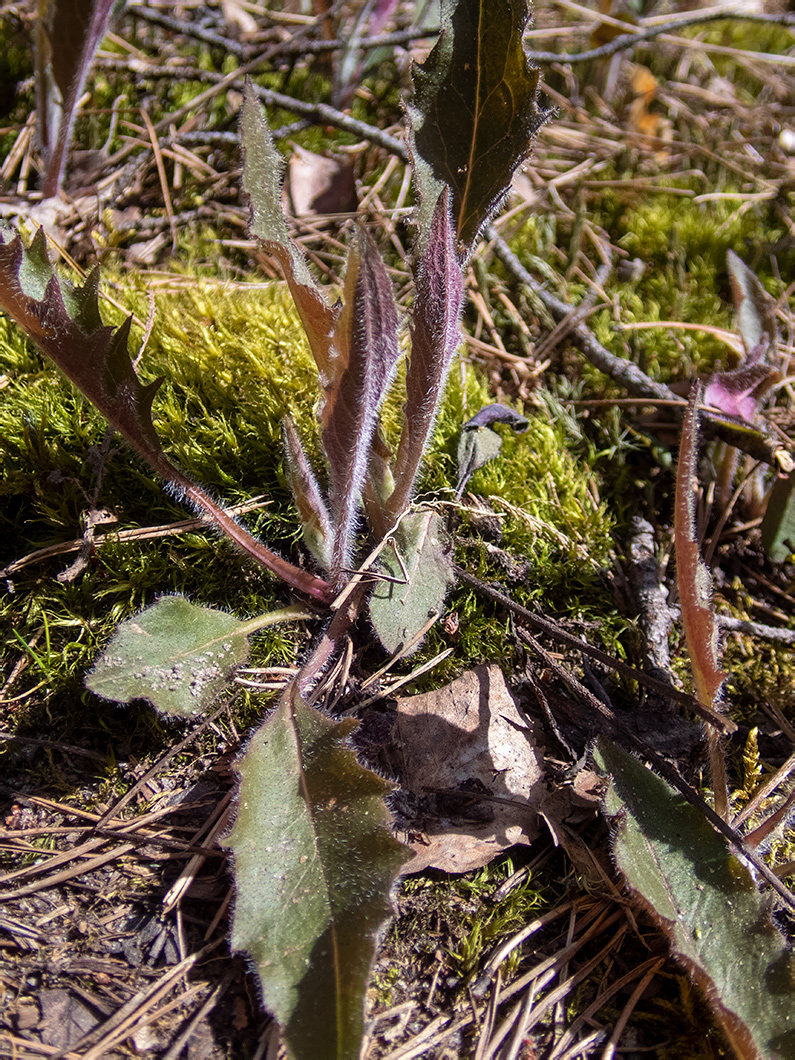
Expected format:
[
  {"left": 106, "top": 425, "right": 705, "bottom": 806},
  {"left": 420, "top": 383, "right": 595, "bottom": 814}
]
[
  {"left": 369, "top": 510, "right": 455, "bottom": 655},
  {"left": 86, "top": 596, "right": 250, "bottom": 718},
  {"left": 283, "top": 416, "right": 333, "bottom": 570},
  {"left": 225, "top": 686, "right": 410, "bottom": 1060},
  {"left": 407, "top": 0, "right": 549, "bottom": 257},
  {"left": 595, "top": 740, "right": 795, "bottom": 1060}
]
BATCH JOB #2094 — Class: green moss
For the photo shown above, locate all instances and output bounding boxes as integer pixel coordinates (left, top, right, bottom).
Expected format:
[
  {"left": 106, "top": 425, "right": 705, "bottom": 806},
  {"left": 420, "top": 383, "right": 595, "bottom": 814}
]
[
  {"left": 0, "top": 252, "right": 625, "bottom": 745},
  {"left": 505, "top": 174, "right": 792, "bottom": 394}
]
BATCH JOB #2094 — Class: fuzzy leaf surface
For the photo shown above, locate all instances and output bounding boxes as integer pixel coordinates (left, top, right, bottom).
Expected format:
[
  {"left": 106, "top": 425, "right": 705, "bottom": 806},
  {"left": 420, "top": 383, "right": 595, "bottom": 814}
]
[
  {"left": 225, "top": 686, "right": 409, "bottom": 1060},
  {"left": 241, "top": 81, "right": 339, "bottom": 381},
  {"left": 387, "top": 190, "right": 464, "bottom": 523},
  {"left": 283, "top": 416, "right": 333, "bottom": 570},
  {"left": 369, "top": 510, "right": 455, "bottom": 654},
  {"left": 86, "top": 596, "right": 250, "bottom": 717},
  {"left": 704, "top": 364, "right": 779, "bottom": 425},
  {"left": 595, "top": 740, "right": 795, "bottom": 1060},
  {"left": 0, "top": 225, "right": 332, "bottom": 601},
  {"left": 407, "top": 0, "right": 548, "bottom": 256},
  {"left": 35, "top": 0, "right": 118, "bottom": 196},
  {"left": 322, "top": 230, "right": 400, "bottom": 579},
  {"left": 674, "top": 382, "right": 725, "bottom": 709}
]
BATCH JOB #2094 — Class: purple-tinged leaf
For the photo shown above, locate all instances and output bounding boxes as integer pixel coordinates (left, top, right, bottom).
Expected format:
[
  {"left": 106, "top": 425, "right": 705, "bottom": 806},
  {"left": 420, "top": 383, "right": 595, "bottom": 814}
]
[
  {"left": 368, "top": 0, "right": 400, "bottom": 35},
  {"left": 386, "top": 191, "right": 463, "bottom": 524},
  {"left": 463, "top": 403, "right": 530, "bottom": 433},
  {"left": 35, "top": 0, "right": 118, "bottom": 197},
  {"left": 675, "top": 380, "right": 729, "bottom": 821},
  {"left": 674, "top": 383, "right": 726, "bottom": 712},
  {"left": 225, "top": 683, "right": 410, "bottom": 1059},
  {"left": 703, "top": 254, "right": 781, "bottom": 427},
  {"left": 283, "top": 417, "right": 333, "bottom": 571},
  {"left": 321, "top": 229, "right": 401, "bottom": 581},
  {"left": 0, "top": 224, "right": 332, "bottom": 603},
  {"left": 704, "top": 363, "right": 779, "bottom": 424},
  {"left": 240, "top": 81, "right": 340, "bottom": 383},
  {"left": 407, "top": 0, "right": 550, "bottom": 258},
  {"left": 705, "top": 254, "right": 782, "bottom": 516},
  {"left": 727, "top": 250, "right": 778, "bottom": 362}
]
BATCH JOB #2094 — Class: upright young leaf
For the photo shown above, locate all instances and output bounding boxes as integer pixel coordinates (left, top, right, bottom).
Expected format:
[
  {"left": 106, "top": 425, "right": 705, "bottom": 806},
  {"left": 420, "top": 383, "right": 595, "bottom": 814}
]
[
  {"left": 321, "top": 229, "right": 401, "bottom": 580},
  {"left": 240, "top": 81, "right": 340, "bottom": 382},
  {"left": 386, "top": 190, "right": 464, "bottom": 524},
  {"left": 35, "top": 0, "right": 118, "bottom": 196},
  {"left": 0, "top": 225, "right": 332, "bottom": 602},
  {"left": 225, "top": 685, "right": 410, "bottom": 1060},
  {"left": 595, "top": 740, "right": 795, "bottom": 1060},
  {"left": 283, "top": 416, "right": 333, "bottom": 571},
  {"left": 675, "top": 383, "right": 729, "bottom": 817},
  {"left": 407, "top": 0, "right": 549, "bottom": 257},
  {"left": 674, "top": 382, "right": 725, "bottom": 711}
]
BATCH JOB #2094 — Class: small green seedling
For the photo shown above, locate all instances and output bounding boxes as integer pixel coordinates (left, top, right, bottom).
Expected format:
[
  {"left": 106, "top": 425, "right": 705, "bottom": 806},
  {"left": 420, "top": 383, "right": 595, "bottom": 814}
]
[{"left": 0, "top": 1, "right": 549, "bottom": 1055}]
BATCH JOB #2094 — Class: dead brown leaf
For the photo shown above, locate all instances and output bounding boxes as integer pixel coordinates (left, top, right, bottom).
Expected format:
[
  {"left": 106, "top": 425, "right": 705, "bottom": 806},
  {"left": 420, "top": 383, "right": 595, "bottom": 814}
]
[
  {"left": 394, "top": 664, "right": 546, "bottom": 873},
  {"left": 285, "top": 144, "right": 358, "bottom": 217}
]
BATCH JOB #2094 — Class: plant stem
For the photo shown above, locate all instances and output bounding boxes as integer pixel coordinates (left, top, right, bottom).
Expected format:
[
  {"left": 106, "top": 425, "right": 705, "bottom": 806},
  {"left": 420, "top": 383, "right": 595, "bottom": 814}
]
[{"left": 238, "top": 606, "right": 318, "bottom": 637}]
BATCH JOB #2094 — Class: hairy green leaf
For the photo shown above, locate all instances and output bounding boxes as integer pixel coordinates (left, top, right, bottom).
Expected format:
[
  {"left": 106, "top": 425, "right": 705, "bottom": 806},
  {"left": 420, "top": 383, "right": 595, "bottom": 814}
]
[
  {"left": 225, "top": 686, "right": 409, "bottom": 1060},
  {"left": 456, "top": 425, "right": 503, "bottom": 497},
  {"left": 86, "top": 596, "right": 294, "bottom": 717},
  {"left": 455, "top": 403, "right": 530, "bottom": 497},
  {"left": 761, "top": 473, "right": 795, "bottom": 564},
  {"left": 35, "top": 0, "right": 119, "bottom": 196},
  {"left": 0, "top": 224, "right": 332, "bottom": 602},
  {"left": 595, "top": 740, "right": 795, "bottom": 1060},
  {"left": 369, "top": 510, "right": 455, "bottom": 654},
  {"left": 86, "top": 597, "right": 309, "bottom": 716},
  {"left": 407, "top": 0, "right": 549, "bottom": 257}
]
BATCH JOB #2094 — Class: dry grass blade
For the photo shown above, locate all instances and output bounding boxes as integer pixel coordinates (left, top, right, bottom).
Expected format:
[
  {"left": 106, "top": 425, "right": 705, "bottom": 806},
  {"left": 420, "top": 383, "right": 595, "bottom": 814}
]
[{"left": 66, "top": 940, "right": 222, "bottom": 1058}]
